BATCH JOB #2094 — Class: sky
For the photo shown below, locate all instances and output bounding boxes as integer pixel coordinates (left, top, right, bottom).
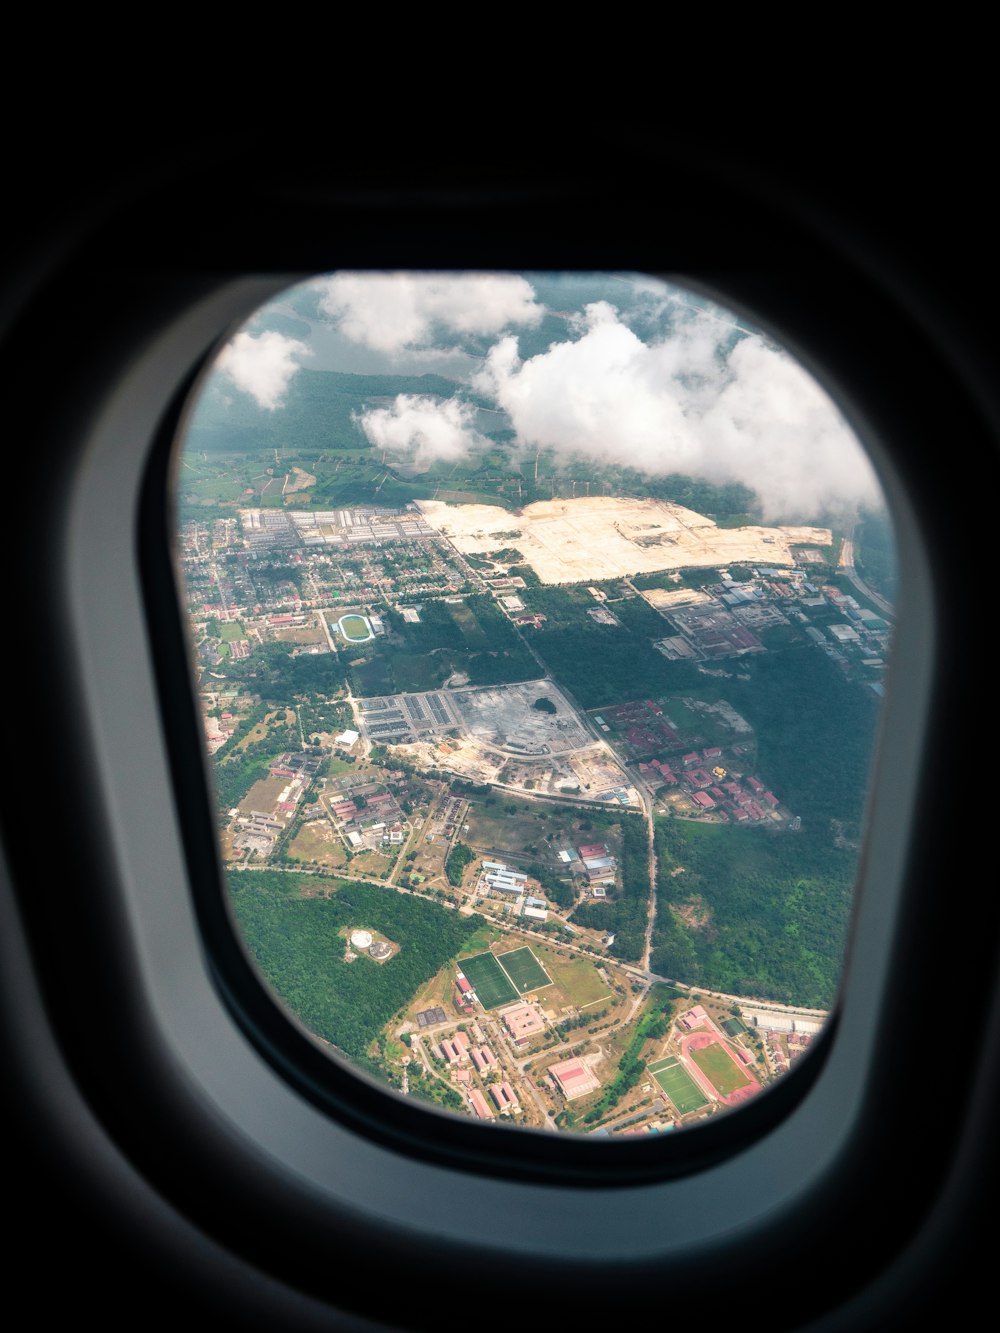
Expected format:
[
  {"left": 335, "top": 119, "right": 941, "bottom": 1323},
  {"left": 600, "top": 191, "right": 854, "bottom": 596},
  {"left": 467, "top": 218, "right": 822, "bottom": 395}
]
[{"left": 209, "top": 271, "right": 883, "bottom": 521}]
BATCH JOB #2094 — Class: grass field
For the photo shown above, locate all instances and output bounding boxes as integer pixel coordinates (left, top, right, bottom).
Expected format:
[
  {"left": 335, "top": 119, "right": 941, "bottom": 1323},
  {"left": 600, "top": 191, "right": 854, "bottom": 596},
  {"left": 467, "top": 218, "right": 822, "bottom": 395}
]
[
  {"left": 546, "top": 956, "right": 613, "bottom": 1007},
  {"left": 690, "top": 1042, "right": 751, "bottom": 1096},
  {"left": 393, "top": 652, "right": 447, "bottom": 693},
  {"left": 649, "top": 1056, "right": 708, "bottom": 1114},
  {"left": 288, "top": 821, "right": 348, "bottom": 869},
  {"left": 339, "top": 614, "right": 372, "bottom": 641},
  {"left": 497, "top": 946, "right": 552, "bottom": 993},
  {"left": 459, "top": 951, "right": 519, "bottom": 1008}
]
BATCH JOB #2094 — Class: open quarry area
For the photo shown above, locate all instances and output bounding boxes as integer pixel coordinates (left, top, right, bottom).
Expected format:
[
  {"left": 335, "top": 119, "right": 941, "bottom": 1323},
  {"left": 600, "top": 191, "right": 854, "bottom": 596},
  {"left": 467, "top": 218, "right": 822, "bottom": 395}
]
[{"left": 416, "top": 497, "right": 831, "bottom": 584}]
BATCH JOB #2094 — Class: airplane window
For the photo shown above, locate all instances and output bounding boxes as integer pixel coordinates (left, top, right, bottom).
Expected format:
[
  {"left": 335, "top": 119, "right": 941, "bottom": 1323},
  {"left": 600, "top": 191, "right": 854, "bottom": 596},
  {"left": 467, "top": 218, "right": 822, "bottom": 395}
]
[{"left": 172, "top": 271, "right": 894, "bottom": 1140}]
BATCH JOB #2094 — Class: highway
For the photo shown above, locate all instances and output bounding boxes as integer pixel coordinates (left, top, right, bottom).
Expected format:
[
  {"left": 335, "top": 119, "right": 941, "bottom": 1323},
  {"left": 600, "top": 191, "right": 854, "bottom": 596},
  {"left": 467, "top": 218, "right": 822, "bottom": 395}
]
[{"left": 838, "top": 534, "right": 895, "bottom": 618}]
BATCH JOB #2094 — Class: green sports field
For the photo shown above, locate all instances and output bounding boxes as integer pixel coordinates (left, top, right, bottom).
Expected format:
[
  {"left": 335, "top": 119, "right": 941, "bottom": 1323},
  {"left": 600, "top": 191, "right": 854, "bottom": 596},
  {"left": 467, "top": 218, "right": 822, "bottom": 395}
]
[
  {"left": 497, "top": 946, "right": 552, "bottom": 994},
  {"left": 648, "top": 1056, "right": 708, "bottom": 1115},
  {"left": 338, "top": 614, "right": 372, "bottom": 642},
  {"left": 690, "top": 1042, "right": 751, "bottom": 1097},
  {"left": 459, "top": 952, "right": 519, "bottom": 1009}
]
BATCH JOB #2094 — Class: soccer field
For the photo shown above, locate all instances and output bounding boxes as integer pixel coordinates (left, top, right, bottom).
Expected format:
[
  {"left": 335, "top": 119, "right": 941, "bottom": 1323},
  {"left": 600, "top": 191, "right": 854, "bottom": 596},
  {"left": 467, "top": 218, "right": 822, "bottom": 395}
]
[
  {"left": 459, "top": 952, "right": 519, "bottom": 1009},
  {"left": 650, "top": 1057, "right": 707, "bottom": 1115},
  {"left": 497, "top": 946, "right": 552, "bottom": 994},
  {"left": 338, "top": 614, "right": 372, "bottom": 641}
]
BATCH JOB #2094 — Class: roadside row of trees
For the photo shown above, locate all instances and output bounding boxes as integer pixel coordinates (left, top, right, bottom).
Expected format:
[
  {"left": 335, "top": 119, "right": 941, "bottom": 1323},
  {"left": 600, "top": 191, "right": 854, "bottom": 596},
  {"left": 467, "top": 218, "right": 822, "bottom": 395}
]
[{"left": 582, "top": 989, "right": 673, "bottom": 1123}]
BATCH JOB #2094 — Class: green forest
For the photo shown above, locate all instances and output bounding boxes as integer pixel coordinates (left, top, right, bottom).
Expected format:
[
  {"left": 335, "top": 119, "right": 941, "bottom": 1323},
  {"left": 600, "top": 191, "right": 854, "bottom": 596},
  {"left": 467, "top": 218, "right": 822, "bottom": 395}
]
[
  {"left": 215, "top": 641, "right": 349, "bottom": 703},
  {"left": 227, "top": 872, "right": 483, "bottom": 1075},
  {"left": 532, "top": 622, "right": 701, "bottom": 709},
  {"left": 649, "top": 819, "right": 855, "bottom": 1008},
  {"left": 720, "top": 645, "right": 880, "bottom": 829}
]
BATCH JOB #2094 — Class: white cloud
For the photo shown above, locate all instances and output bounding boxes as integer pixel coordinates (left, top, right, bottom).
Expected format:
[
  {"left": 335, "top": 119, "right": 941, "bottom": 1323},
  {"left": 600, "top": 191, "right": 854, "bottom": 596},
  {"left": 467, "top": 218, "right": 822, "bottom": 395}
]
[
  {"left": 357, "top": 395, "right": 485, "bottom": 468},
  {"left": 215, "top": 330, "right": 311, "bottom": 409},
  {"left": 474, "top": 302, "right": 880, "bottom": 517},
  {"left": 315, "top": 272, "right": 544, "bottom": 352}
]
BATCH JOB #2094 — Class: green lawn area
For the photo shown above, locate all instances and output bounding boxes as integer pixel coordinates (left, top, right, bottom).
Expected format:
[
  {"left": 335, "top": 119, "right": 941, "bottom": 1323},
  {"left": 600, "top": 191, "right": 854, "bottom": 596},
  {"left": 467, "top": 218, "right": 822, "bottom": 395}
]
[
  {"left": 650, "top": 1058, "right": 707, "bottom": 1114},
  {"left": 546, "top": 956, "right": 613, "bottom": 1007},
  {"left": 184, "top": 475, "right": 249, "bottom": 503}
]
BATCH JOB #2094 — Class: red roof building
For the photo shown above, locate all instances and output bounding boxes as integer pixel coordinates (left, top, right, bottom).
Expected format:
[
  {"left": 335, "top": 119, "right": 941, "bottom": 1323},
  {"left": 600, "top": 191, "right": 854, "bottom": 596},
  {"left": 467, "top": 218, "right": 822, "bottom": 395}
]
[
  {"left": 548, "top": 1057, "right": 601, "bottom": 1100},
  {"left": 490, "top": 1082, "right": 520, "bottom": 1112},
  {"left": 470, "top": 1046, "right": 497, "bottom": 1073},
  {"left": 468, "top": 1089, "right": 494, "bottom": 1120}
]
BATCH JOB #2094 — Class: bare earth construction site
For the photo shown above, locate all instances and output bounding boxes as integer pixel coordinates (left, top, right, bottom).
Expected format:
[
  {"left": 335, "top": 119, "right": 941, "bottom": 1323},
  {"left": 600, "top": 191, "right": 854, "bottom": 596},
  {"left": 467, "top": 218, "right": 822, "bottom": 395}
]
[
  {"left": 358, "top": 680, "right": 639, "bottom": 802},
  {"left": 416, "top": 496, "right": 831, "bottom": 584}
]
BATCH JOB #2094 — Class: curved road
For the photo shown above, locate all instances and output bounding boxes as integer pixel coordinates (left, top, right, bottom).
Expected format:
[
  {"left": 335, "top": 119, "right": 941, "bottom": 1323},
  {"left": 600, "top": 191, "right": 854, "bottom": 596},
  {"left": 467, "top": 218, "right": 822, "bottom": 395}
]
[{"left": 838, "top": 536, "right": 895, "bottom": 618}]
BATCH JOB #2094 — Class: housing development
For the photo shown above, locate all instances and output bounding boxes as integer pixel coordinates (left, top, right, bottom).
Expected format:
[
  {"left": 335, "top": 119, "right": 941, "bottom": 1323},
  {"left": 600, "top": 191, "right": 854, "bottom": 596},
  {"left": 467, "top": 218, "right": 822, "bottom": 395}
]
[{"left": 181, "top": 486, "right": 888, "bottom": 1136}]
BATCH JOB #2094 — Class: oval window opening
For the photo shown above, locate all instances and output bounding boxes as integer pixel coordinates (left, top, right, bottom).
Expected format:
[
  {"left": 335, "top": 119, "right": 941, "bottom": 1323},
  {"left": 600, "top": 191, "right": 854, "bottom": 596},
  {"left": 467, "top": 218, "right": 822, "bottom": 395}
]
[{"left": 173, "top": 272, "right": 895, "bottom": 1137}]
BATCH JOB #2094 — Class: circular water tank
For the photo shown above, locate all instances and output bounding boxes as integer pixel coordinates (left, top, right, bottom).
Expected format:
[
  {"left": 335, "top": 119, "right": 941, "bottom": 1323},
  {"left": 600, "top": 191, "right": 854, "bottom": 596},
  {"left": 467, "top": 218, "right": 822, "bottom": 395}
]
[{"left": 350, "top": 929, "right": 373, "bottom": 949}]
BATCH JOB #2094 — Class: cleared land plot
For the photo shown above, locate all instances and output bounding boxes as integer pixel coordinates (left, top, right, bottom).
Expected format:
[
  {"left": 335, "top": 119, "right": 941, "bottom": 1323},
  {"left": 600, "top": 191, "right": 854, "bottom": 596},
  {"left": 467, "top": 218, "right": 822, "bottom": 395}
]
[
  {"left": 417, "top": 497, "right": 831, "bottom": 585},
  {"left": 546, "top": 956, "right": 613, "bottom": 1008},
  {"left": 464, "top": 804, "right": 551, "bottom": 860},
  {"left": 273, "top": 624, "right": 328, "bottom": 645},
  {"left": 459, "top": 951, "right": 519, "bottom": 1009},
  {"left": 497, "top": 946, "right": 552, "bottom": 994},
  {"left": 690, "top": 1042, "right": 752, "bottom": 1097},
  {"left": 240, "top": 774, "right": 290, "bottom": 812},
  {"left": 288, "top": 821, "right": 349, "bottom": 869},
  {"left": 649, "top": 1056, "right": 708, "bottom": 1114},
  {"left": 464, "top": 790, "right": 622, "bottom": 864}
]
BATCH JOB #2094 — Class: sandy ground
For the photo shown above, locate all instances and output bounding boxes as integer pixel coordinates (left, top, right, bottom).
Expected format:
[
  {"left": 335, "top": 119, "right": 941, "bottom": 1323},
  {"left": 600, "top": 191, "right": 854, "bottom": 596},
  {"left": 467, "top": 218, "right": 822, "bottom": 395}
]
[
  {"left": 416, "top": 497, "right": 830, "bottom": 584},
  {"left": 642, "top": 587, "right": 714, "bottom": 609}
]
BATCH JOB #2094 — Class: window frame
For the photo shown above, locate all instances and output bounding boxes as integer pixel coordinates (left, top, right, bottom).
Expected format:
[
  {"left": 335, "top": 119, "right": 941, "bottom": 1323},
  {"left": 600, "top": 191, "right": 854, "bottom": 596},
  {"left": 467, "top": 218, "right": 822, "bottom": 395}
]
[{"left": 5, "top": 149, "right": 994, "bottom": 1327}]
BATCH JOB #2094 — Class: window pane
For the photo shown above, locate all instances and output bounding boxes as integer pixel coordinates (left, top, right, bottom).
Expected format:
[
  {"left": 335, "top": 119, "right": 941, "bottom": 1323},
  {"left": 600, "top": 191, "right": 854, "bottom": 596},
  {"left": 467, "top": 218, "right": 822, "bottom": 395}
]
[{"left": 173, "top": 272, "right": 894, "bottom": 1136}]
